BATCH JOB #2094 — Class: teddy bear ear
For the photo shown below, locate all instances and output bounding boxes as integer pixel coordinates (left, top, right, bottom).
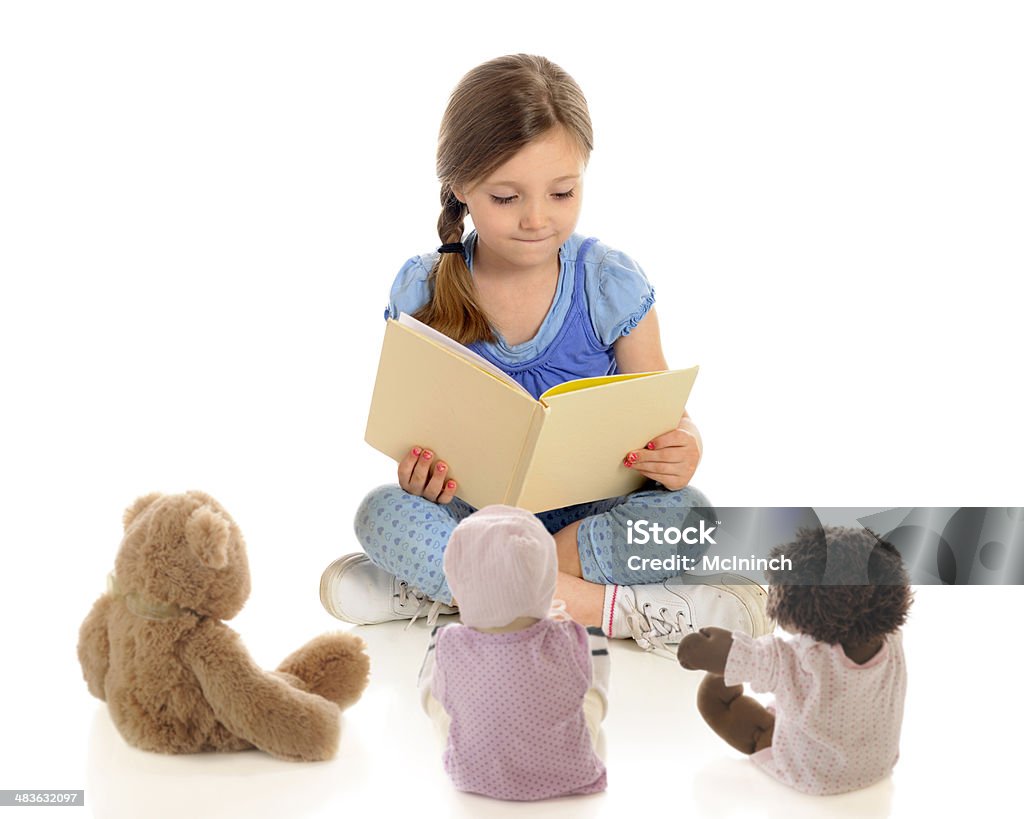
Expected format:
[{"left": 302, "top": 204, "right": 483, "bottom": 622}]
[
  {"left": 123, "top": 492, "right": 163, "bottom": 531},
  {"left": 185, "top": 505, "right": 231, "bottom": 569}
]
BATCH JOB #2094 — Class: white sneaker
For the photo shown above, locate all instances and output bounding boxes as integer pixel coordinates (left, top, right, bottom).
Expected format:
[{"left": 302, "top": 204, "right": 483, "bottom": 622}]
[
  {"left": 319, "top": 553, "right": 458, "bottom": 626},
  {"left": 616, "top": 573, "right": 772, "bottom": 654}
]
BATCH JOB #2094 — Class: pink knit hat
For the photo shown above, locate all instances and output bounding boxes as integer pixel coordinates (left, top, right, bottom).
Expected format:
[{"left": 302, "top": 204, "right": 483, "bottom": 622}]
[{"left": 443, "top": 505, "right": 557, "bottom": 629}]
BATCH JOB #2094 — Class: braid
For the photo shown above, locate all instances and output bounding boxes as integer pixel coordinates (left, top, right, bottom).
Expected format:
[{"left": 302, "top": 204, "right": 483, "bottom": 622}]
[
  {"left": 437, "top": 188, "right": 465, "bottom": 244},
  {"left": 413, "top": 186, "right": 495, "bottom": 344}
]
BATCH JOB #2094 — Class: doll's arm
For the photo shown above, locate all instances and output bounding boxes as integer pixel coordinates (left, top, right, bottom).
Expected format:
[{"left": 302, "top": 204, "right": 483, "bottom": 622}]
[
  {"left": 417, "top": 625, "right": 448, "bottom": 710},
  {"left": 677, "top": 626, "right": 734, "bottom": 674},
  {"left": 182, "top": 620, "right": 340, "bottom": 762},
  {"left": 77, "top": 595, "right": 112, "bottom": 701},
  {"left": 585, "top": 626, "right": 611, "bottom": 719}
]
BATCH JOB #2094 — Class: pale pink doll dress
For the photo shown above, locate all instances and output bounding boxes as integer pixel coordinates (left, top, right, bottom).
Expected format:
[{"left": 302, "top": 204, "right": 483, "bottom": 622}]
[{"left": 724, "top": 629, "right": 907, "bottom": 795}]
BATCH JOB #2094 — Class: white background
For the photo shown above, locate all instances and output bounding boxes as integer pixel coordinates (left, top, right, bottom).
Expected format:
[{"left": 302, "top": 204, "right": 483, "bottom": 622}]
[{"left": 1, "top": 2, "right": 1021, "bottom": 817}]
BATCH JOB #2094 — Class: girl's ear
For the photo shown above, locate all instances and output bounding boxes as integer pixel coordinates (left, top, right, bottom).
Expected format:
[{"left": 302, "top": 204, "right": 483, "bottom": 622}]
[{"left": 451, "top": 185, "right": 466, "bottom": 203}]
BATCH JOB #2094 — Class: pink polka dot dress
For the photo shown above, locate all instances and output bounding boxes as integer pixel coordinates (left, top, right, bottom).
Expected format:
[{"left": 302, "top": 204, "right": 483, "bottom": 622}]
[
  {"left": 724, "top": 630, "right": 907, "bottom": 795},
  {"left": 430, "top": 618, "right": 607, "bottom": 801}
]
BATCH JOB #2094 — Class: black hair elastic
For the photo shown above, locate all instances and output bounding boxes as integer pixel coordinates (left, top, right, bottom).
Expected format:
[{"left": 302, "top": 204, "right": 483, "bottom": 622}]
[{"left": 438, "top": 242, "right": 466, "bottom": 255}]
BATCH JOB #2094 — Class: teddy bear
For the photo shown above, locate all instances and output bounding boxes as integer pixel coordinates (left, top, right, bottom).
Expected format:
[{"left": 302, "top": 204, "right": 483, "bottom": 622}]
[
  {"left": 77, "top": 491, "right": 370, "bottom": 762},
  {"left": 677, "top": 525, "right": 912, "bottom": 795}
]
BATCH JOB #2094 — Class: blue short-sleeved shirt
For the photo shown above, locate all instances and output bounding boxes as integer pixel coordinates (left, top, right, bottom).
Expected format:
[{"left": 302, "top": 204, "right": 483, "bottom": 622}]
[{"left": 384, "top": 232, "right": 655, "bottom": 398}]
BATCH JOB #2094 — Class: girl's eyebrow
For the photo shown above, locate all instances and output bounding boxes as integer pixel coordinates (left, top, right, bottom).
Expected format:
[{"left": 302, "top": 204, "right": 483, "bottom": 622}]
[{"left": 485, "top": 174, "right": 580, "bottom": 186}]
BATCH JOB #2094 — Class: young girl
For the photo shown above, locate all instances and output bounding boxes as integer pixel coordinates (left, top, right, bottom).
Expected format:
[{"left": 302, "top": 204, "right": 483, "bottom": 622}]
[{"left": 320, "top": 54, "right": 770, "bottom": 651}]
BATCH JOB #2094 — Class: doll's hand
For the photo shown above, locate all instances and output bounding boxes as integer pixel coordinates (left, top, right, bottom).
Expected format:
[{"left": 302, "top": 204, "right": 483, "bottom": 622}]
[
  {"left": 623, "top": 425, "right": 701, "bottom": 491},
  {"left": 678, "top": 626, "right": 733, "bottom": 674},
  {"left": 398, "top": 446, "right": 458, "bottom": 505}
]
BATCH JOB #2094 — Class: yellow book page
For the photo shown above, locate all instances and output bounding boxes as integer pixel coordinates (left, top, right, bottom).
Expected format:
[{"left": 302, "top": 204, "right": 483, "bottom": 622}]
[{"left": 539, "top": 371, "right": 656, "bottom": 400}]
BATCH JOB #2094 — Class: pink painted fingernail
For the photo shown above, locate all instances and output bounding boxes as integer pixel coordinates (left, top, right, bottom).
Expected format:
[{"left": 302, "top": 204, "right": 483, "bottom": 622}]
[
  {"left": 626, "top": 452, "right": 638, "bottom": 464},
  {"left": 422, "top": 451, "right": 432, "bottom": 460},
  {"left": 437, "top": 463, "right": 446, "bottom": 472},
  {"left": 446, "top": 481, "right": 456, "bottom": 490},
  {"left": 646, "top": 441, "right": 655, "bottom": 450},
  {"left": 623, "top": 458, "right": 633, "bottom": 468},
  {"left": 412, "top": 447, "right": 422, "bottom": 456}
]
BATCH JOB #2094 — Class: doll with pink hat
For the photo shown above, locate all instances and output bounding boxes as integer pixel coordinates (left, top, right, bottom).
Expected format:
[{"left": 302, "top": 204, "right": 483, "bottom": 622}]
[{"left": 416, "top": 505, "right": 609, "bottom": 801}]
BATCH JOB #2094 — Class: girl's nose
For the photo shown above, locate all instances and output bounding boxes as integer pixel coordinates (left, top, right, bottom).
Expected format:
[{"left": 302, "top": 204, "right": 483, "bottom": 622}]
[{"left": 519, "top": 201, "right": 547, "bottom": 230}]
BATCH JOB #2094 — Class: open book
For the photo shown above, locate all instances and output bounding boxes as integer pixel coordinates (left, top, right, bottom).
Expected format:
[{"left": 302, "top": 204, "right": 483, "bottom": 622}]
[{"left": 364, "top": 314, "right": 699, "bottom": 513}]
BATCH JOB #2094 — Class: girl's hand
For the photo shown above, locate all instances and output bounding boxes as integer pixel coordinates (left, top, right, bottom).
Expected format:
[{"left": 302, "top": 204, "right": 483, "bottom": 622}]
[
  {"left": 398, "top": 446, "right": 458, "bottom": 504},
  {"left": 623, "top": 423, "right": 702, "bottom": 491}
]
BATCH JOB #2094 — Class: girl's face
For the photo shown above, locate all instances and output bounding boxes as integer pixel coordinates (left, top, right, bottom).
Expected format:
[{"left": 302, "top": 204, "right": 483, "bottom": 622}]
[{"left": 454, "top": 126, "right": 585, "bottom": 274}]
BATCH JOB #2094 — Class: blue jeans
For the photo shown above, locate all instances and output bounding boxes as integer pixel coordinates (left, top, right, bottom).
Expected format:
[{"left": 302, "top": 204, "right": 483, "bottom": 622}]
[{"left": 354, "top": 483, "right": 717, "bottom": 604}]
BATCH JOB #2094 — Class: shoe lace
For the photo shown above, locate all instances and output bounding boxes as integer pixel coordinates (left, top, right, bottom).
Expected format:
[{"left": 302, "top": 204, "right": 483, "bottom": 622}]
[
  {"left": 396, "top": 580, "right": 424, "bottom": 608},
  {"left": 622, "top": 598, "right": 693, "bottom": 656},
  {"left": 396, "top": 581, "right": 448, "bottom": 629}
]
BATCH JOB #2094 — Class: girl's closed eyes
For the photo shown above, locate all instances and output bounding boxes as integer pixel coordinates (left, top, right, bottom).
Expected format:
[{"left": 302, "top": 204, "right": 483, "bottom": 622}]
[{"left": 489, "top": 188, "right": 577, "bottom": 206}]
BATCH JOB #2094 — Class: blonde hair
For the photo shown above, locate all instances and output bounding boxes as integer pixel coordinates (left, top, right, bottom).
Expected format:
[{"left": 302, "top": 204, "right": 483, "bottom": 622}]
[{"left": 413, "top": 54, "right": 594, "bottom": 345}]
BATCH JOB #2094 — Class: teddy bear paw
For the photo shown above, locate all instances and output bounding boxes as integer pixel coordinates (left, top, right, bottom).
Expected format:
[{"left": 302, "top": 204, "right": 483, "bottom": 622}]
[{"left": 277, "top": 632, "right": 370, "bottom": 710}]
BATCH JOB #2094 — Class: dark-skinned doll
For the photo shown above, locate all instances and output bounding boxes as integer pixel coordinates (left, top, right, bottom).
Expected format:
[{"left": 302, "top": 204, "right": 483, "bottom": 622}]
[{"left": 677, "top": 526, "right": 912, "bottom": 795}]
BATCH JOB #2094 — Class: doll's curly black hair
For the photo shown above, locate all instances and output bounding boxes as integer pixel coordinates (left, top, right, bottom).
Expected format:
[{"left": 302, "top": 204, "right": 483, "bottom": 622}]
[{"left": 764, "top": 526, "right": 912, "bottom": 646}]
